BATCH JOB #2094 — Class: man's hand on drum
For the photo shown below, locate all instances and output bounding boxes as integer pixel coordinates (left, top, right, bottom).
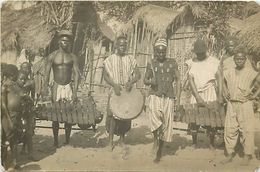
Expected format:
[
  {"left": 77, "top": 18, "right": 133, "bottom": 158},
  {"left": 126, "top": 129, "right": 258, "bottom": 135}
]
[
  {"left": 125, "top": 81, "right": 133, "bottom": 92},
  {"left": 113, "top": 84, "right": 122, "bottom": 96}
]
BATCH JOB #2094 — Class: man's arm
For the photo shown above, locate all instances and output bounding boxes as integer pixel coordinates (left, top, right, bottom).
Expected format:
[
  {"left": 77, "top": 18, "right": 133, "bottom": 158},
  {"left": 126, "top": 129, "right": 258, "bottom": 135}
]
[
  {"left": 250, "top": 74, "right": 260, "bottom": 99},
  {"left": 216, "top": 70, "right": 223, "bottom": 103},
  {"left": 188, "top": 74, "right": 205, "bottom": 106},
  {"left": 103, "top": 67, "right": 121, "bottom": 96},
  {"left": 72, "top": 54, "right": 80, "bottom": 98},
  {"left": 129, "top": 66, "right": 141, "bottom": 85},
  {"left": 144, "top": 63, "right": 155, "bottom": 86},
  {"left": 1, "top": 85, "right": 13, "bottom": 131},
  {"left": 173, "top": 67, "right": 181, "bottom": 107},
  {"left": 43, "top": 53, "right": 54, "bottom": 94}
]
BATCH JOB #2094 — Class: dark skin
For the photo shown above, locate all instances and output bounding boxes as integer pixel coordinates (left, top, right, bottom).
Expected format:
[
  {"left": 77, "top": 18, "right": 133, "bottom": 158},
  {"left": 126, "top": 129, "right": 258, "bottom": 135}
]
[
  {"left": 104, "top": 37, "right": 141, "bottom": 150},
  {"left": 17, "top": 72, "right": 36, "bottom": 161},
  {"left": 188, "top": 51, "right": 223, "bottom": 149},
  {"left": 43, "top": 36, "right": 80, "bottom": 101},
  {"left": 223, "top": 53, "right": 260, "bottom": 101},
  {"left": 43, "top": 35, "right": 80, "bottom": 147},
  {"left": 222, "top": 52, "right": 260, "bottom": 165},
  {"left": 144, "top": 45, "right": 181, "bottom": 163},
  {"left": 226, "top": 40, "right": 236, "bottom": 57},
  {"left": 1, "top": 74, "right": 24, "bottom": 169}
]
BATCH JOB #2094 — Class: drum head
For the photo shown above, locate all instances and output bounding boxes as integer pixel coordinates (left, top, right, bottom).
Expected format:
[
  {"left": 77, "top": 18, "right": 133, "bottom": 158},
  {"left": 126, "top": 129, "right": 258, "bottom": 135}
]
[{"left": 110, "top": 88, "right": 144, "bottom": 120}]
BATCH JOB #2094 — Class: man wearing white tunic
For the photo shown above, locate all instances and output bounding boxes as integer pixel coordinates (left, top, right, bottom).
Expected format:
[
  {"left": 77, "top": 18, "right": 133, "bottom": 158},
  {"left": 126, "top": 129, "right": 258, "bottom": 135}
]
[
  {"left": 222, "top": 49, "right": 260, "bottom": 166},
  {"left": 144, "top": 38, "right": 181, "bottom": 163},
  {"left": 188, "top": 39, "right": 223, "bottom": 149},
  {"left": 103, "top": 35, "right": 141, "bottom": 151}
]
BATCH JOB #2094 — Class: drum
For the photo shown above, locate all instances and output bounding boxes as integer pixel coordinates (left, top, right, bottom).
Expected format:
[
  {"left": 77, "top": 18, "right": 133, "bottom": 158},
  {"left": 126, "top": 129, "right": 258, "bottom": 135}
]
[
  {"left": 181, "top": 101, "right": 225, "bottom": 128},
  {"left": 36, "top": 96, "right": 103, "bottom": 127},
  {"left": 110, "top": 88, "right": 144, "bottom": 120}
]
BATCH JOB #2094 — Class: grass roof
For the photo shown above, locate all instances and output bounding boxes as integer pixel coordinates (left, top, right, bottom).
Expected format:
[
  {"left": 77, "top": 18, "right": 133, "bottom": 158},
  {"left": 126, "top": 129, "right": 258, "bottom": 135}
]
[{"left": 1, "top": 5, "right": 55, "bottom": 53}]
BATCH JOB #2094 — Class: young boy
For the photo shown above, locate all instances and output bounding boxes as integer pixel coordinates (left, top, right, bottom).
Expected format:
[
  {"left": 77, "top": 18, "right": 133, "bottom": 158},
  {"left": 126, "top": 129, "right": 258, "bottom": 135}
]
[
  {"left": 16, "top": 72, "right": 37, "bottom": 161},
  {"left": 1, "top": 64, "right": 23, "bottom": 170},
  {"left": 222, "top": 49, "right": 260, "bottom": 166}
]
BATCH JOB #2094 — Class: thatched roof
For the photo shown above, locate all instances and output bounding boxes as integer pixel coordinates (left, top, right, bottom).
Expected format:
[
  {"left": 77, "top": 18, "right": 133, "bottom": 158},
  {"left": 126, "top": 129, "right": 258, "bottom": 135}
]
[
  {"left": 121, "top": 4, "right": 205, "bottom": 36},
  {"left": 1, "top": 5, "right": 55, "bottom": 53},
  {"left": 238, "top": 12, "right": 260, "bottom": 55},
  {"left": 121, "top": 4, "right": 183, "bottom": 35},
  {"left": 229, "top": 12, "right": 260, "bottom": 55},
  {"left": 97, "top": 14, "right": 116, "bottom": 41}
]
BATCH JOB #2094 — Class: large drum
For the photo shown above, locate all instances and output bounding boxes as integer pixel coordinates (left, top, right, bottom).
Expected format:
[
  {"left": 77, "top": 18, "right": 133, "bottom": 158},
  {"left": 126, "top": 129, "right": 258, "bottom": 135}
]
[
  {"left": 110, "top": 88, "right": 144, "bottom": 120},
  {"left": 36, "top": 96, "right": 103, "bottom": 126},
  {"left": 180, "top": 101, "right": 226, "bottom": 128}
]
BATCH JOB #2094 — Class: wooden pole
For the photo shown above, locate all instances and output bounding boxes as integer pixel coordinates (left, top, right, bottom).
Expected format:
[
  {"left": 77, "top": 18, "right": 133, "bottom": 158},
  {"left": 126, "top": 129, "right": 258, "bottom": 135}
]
[{"left": 133, "top": 20, "right": 139, "bottom": 59}]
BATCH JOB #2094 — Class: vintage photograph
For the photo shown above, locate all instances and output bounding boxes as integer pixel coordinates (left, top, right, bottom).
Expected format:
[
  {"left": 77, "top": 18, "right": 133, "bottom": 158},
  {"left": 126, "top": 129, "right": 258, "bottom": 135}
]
[{"left": 1, "top": 1, "right": 260, "bottom": 171}]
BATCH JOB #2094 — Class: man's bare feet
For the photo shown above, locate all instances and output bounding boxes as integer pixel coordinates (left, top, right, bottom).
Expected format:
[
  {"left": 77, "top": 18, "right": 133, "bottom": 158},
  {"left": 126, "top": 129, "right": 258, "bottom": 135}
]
[
  {"left": 107, "top": 143, "right": 114, "bottom": 152},
  {"left": 221, "top": 154, "right": 233, "bottom": 164}
]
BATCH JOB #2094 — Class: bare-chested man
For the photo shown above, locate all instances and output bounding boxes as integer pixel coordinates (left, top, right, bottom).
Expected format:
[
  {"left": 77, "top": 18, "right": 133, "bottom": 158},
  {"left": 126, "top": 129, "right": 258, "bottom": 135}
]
[{"left": 43, "top": 30, "right": 80, "bottom": 147}]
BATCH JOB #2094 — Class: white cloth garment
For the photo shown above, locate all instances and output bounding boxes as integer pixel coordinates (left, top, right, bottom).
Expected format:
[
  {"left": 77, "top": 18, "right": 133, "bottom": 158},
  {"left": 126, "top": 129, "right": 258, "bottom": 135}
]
[{"left": 56, "top": 83, "right": 72, "bottom": 101}]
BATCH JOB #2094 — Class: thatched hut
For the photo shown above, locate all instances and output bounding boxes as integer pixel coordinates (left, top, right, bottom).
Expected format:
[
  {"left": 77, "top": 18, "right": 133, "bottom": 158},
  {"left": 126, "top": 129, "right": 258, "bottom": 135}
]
[
  {"left": 120, "top": 4, "right": 206, "bottom": 90},
  {"left": 1, "top": 4, "right": 55, "bottom": 64},
  {"left": 229, "top": 2, "right": 260, "bottom": 66}
]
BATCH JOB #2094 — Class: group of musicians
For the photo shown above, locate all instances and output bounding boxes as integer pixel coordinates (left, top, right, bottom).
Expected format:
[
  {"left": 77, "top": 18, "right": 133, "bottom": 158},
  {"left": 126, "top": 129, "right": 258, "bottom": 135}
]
[
  {"left": 103, "top": 35, "right": 260, "bottom": 165},
  {"left": 1, "top": 30, "right": 260, "bottom": 170}
]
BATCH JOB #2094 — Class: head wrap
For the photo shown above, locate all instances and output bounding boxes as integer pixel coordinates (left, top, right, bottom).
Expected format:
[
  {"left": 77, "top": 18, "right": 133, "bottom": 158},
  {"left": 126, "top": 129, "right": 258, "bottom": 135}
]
[
  {"left": 58, "top": 30, "right": 73, "bottom": 39},
  {"left": 154, "top": 38, "right": 167, "bottom": 48}
]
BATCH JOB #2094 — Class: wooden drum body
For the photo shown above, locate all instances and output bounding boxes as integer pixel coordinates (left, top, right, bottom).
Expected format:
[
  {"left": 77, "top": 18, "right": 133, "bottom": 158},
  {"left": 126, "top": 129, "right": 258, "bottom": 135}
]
[{"left": 181, "top": 101, "right": 226, "bottom": 128}]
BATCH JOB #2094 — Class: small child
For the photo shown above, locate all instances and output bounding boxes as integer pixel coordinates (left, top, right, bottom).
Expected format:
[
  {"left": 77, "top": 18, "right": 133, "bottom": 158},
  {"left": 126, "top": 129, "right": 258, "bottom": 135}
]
[
  {"left": 16, "top": 71, "right": 37, "bottom": 161},
  {"left": 1, "top": 63, "right": 23, "bottom": 170}
]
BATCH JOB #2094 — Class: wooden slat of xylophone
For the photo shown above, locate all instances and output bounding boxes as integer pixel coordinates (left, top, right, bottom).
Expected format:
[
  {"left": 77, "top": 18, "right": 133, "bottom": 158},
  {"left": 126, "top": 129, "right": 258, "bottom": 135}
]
[
  {"left": 79, "top": 100, "right": 86, "bottom": 125},
  {"left": 200, "top": 106, "right": 206, "bottom": 126},
  {"left": 88, "top": 100, "right": 95, "bottom": 125},
  {"left": 197, "top": 106, "right": 202, "bottom": 126},
  {"left": 208, "top": 102, "right": 217, "bottom": 128},
  {"left": 214, "top": 102, "right": 222, "bottom": 127},
  {"left": 46, "top": 102, "right": 52, "bottom": 121},
  {"left": 204, "top": 105, "right": 210, "bottom": 126},
  {"left": 191, "top": 104, "right": 197, "bottom": 124},
  {"left": 71, "top": 103, "right": 78, "bottom": 124},
  {"left": 184, "top": 104, "right": 191, "bottom": 124},
  {"left": 82, "top": 100, "right": 90, "bottom": 125},
  {"left": 60, "top": 102, "right": 67, "bottom": 123},
  {"left": 37, "top": 103, "right": 45, "bottom": 119},
  {"left": 179, "top": 105, "right": 185, "bottom": 122},
  {"left": 76, "top": 101, "right": 84, "bottom": 125},
  {"left": 218, "top": 105, "right": 226, "bottom": 127},
  {"left": 72, "top": 103, "right": 78, "bottom": 124},
  {"left": 53, "top": 102, "right": 59, "bottom": 122},
  {"left": 65, "top": 101, "right": 73, "bottom": 124},
  {"left": 198, "top": 106, "right": 206, "bottom": 126}
]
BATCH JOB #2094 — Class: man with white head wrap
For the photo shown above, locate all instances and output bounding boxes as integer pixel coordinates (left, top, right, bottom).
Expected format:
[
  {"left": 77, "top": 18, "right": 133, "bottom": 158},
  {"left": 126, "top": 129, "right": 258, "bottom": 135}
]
[{"left": 144, "top": 37, "right": 181, "bottom": 163}]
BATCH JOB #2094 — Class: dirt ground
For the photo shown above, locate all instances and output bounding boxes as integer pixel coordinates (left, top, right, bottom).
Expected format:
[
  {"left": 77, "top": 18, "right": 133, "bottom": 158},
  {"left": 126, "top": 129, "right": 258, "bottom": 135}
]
[
  {"left": 11, "top": 113, "right": 260, "bottom": 172},
  {"left": 7, "top": 90, "right": 260, "bottom": 171}
]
